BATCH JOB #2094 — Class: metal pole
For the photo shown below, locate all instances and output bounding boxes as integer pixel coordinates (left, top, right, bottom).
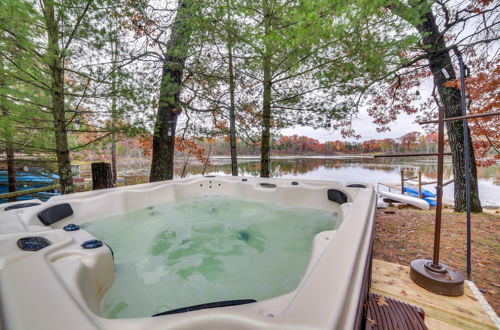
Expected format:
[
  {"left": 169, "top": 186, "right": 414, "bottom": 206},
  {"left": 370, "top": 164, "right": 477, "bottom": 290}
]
[
  {"left": 457, "top": 51, "right": 472, "bottom": 281},
  {"left": 418, "top": 171, "right": 422, "bottom": 199},
  {"left": 400, "top": 169, "right": 405, "bottom": 194},
  {"left": 418, "top": 111, "right": 500, "bottom": 124},
  {"left": 432, "top": 106, "right": 445, "bottom": 267}
]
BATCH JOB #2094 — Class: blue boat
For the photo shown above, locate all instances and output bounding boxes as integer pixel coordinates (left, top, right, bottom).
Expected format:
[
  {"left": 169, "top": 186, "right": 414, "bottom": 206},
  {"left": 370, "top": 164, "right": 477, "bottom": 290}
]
[
  {"left": 402, "top": 187, "right": 437, "bottom": 207},
  {"left": 0, "top": 171, "right": 60, "bottom": 203},
  {"left": 404, "top": 186, "right": 436, "bottom": 198},
  {"left": 422, "top": 197, "right": 437, "bottom": 207}
]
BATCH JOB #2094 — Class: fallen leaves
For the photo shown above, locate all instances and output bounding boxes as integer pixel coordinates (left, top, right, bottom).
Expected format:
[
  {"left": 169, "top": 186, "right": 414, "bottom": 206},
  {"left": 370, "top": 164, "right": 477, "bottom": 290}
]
[
  {"left": 373, "top": 208, "right": 500, "bottom": 314},
  {"left": 375, "top": 296, "right": 389, "bottom": 307},
  {"left": 367, "top": 317, "right": 378, "bottom": 327}
]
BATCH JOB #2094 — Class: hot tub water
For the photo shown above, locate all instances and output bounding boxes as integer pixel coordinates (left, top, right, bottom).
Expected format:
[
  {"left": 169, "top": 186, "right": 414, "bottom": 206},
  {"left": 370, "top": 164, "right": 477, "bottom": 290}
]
[{"left": 82, "top": 196, "right": 340, "bottom": 318}]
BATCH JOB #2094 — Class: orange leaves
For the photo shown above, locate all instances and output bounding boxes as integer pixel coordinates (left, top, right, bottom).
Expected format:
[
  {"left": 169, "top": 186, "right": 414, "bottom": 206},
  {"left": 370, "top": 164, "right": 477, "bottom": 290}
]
[
  {"left": 214, "top": 120, "right": 228, "bottom": 130},
  {"left": 371, "top": 48, "right": 498, "bottom": 167},
  {"left": 137, "top": 134, "right": 210, "bottom": 167},
  {"left": 130, "top": 13, "right": 156, "bottom": 38},
  {"left": 400, "top": 132, "right": 421, "bottom": 150},
  {"left": 368, "top": 60, "right": 430, "bottom": 131},
  {"left": 366, "top": 317, "right": 378, "bottom": 327},
  {"left": 175, "top": 137, "right": 211, "bottom": 166},
  {"left": 444, "top": 60, "right": 500, "bottom": 165},
  {"left": 139, "top": 134, "right": 153, "bottom": 156},
  {"left": 375, "top": 296, "right": 388, "bottom": 307},
  {"left": 466, "top": 0, "right": 493, "bottom": 13}
]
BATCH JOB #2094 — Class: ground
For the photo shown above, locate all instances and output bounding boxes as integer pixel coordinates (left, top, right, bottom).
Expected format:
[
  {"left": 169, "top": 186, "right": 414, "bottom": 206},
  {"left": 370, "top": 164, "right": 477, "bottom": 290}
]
[{"left": 373, "top": 206, "right": 500, "bottom": 314}]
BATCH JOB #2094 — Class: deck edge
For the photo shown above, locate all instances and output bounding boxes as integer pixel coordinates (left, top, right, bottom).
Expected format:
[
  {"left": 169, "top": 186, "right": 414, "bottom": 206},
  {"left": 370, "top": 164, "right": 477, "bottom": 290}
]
[{"left": 466, "top": 280, "right": 500, "bottom": 328}]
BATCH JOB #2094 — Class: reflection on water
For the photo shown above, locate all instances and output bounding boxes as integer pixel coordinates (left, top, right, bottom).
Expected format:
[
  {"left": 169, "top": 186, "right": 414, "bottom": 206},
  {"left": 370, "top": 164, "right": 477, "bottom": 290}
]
[{"left": 180, "top": 157, "right": 499, "bottom": 207}]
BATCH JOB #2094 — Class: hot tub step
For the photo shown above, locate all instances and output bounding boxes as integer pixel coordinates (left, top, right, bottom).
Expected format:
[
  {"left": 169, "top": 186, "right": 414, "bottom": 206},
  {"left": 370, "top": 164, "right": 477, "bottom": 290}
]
[{"left": 365, "top": 293, "right": 427, "bottom": 330}]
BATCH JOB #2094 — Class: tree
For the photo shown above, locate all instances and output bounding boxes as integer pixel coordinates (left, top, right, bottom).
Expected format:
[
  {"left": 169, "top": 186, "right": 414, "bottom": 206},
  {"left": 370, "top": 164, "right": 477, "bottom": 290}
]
[
  {"left": 138, "top": 0, "right": 417, "bottom": 180},
  {"left": 238, "top": 0, "right": 418, "bottom": 177},
  {"left": 444, "top": 58, "right": 499, "bottom": 166},
  {"left": 42, "top": 0, "right": 74, "bottom": 193},
  {"left": 1, "top": 0, "right": 150, "bottom": 193},
  {"left": 150, "top": 0, "right": 194, "bottom": 181},
  {"left": 0, "top": 0, "right": 56, "bottom": 197},
  {"left": 172, "top": 0, "right": 261, "bottom": 176},
  {"left": 400, "top": 131, "right": 421, "bottom": 152},
  {"left": 367, "top": 0, "right": 499, "bottom": 212},
  {"left": 224, "top": 0, "right": 238, "bottom": 176},
  {"left": 0, "top": 51, "right": 15, "bottom": 199}
]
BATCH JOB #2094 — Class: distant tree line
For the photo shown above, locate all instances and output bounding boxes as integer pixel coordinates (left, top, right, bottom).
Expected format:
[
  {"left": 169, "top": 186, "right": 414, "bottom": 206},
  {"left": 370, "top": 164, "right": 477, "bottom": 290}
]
[{"left": 77, "top": 131, "right": 442, "bottom": 160}]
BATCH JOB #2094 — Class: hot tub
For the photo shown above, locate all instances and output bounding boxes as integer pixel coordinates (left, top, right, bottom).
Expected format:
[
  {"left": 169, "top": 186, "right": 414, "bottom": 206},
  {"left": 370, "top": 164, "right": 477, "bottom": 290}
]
[{"left": 0, "top": 176, "right": 376, "bottom": 329}]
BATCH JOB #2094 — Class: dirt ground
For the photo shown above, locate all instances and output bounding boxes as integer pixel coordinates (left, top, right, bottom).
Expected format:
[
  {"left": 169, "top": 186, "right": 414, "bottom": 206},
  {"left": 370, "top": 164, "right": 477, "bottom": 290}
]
[{"left": 373, "top": 206, "right": 499, "bottom": 314}]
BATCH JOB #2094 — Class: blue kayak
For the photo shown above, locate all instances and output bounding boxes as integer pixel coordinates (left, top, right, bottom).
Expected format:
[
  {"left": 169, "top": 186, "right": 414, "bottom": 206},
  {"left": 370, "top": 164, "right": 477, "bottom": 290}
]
[
  {"left": 0, "top": 171, "right": 60, "bottom": 203},
  {"left": 422, "top": 198, "right": 437, "bottom": 206},
  {"left": 404, "top": 186, "right": 436, "bottom": 198},
  {"left": 0, "top": 171, "right": 59, "bottom": 184}
]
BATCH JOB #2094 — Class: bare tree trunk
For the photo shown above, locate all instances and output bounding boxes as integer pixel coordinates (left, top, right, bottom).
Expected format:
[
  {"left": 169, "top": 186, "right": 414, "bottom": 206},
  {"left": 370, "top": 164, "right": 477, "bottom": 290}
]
[
  {"left": 43, "top": 0, "right": 74, "bottom": 194},
  {"left": 150, "top": 0, "right": 192, "bottom": 182},
  {"left": 227, "top": 31, "right": 238, "bottom": 176},
  {"left": 0, "top": 55, "right": 16, "bottom": 201},
  {"left": 180, "top": 153, "right": 190, "bottom": 178},
  {"left": 260, "top": 0, "right": 272, "bottom": 178},
  {"left": 226, "top": 2, "right": 238, "bottom": 176},
  {"left": 110, "top": 38, "right": 118, "bottom": 184},
  {"left": 202, "top": 143, "right": 212, "bottom": 175},
  {"left": 5, "top": 144, "right": 16, "bottom": 202},
  {"left": 92, "top": 162, "right": 113, "bottom": 190},
  {"left": 413, "top": 3, "right": 481, "bottom": 212},
  {"left": 111, "top": 134, "right": 117, "bottom": 182}
]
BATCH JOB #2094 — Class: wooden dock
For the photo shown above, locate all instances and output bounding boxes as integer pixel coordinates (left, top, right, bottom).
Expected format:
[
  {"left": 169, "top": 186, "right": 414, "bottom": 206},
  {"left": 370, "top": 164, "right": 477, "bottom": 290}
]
[{"left": 371, "top": 259, "right": 498, "bottom": 329}]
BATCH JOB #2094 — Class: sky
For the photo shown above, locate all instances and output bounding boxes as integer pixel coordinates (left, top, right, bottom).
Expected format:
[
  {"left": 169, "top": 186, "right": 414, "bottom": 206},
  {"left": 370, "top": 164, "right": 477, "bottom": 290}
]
[{"left": 280, "top": 108, "right": 423, "bottom": 143}]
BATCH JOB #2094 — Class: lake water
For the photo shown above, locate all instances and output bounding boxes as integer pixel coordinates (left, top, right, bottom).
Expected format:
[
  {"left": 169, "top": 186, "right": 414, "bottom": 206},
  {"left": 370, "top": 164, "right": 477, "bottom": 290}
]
[{"left": 178, "top": 156, "right": 499, "bottom": 208}]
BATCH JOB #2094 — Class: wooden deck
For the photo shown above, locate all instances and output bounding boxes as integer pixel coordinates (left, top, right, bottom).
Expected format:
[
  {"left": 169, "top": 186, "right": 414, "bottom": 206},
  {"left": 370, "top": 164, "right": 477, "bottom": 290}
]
[{"left": 370, "top": 259, "right": 497, "bottom": 329}]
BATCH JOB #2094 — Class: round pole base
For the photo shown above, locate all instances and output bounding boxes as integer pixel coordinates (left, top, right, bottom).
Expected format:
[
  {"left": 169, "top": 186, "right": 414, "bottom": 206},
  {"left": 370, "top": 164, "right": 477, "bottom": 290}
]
[{"left": 410, "top": 259, "right": 464, "bottom": 296}]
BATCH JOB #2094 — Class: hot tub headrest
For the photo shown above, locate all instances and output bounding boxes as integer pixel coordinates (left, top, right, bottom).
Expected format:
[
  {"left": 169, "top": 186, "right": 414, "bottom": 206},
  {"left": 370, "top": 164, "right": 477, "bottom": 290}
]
[
  {"left": 327, "top": 189, "right": 348, "bottom": 204},
  {"left": 37, "top": 203, "right": 74, "bottom": 226}
]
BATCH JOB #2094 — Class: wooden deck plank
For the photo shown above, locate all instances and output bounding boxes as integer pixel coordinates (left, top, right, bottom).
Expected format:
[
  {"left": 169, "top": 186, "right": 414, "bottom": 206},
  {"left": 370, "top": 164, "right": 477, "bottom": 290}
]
[
  {"left": 424, "top": 317, "right": 462, "bottom": 330},
  {"left": 371, "top": 259, "right": 496, "bottom": 329}
]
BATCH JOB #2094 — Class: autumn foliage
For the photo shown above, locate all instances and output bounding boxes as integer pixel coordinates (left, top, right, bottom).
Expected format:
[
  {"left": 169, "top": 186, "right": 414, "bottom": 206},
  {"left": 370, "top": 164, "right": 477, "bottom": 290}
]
[
  {"left": 139, "top": 135, "right": 210, "bottom": 167},
  {"left": 367, "top": 52, "right": 499, "bottom": 167},
  {"left": 443, "top": 59, "right": 500, "bottom": 166}
]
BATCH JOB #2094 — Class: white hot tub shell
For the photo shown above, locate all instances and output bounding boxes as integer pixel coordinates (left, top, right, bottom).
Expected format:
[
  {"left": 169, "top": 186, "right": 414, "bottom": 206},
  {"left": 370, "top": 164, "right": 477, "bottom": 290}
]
[{"left": 0, "top": 176, "right": 376, "bottom": 330}]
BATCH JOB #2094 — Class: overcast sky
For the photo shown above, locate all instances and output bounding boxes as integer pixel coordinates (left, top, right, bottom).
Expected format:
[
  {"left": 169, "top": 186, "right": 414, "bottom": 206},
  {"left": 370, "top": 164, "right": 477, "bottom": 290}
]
[{"left": 280, "top": 108, "right": 423, "bottom": 143}]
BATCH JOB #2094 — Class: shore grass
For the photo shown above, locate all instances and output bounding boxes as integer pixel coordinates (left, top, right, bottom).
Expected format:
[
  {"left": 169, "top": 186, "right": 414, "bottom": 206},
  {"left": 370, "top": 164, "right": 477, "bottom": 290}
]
[{"left": 373, "top": 207, "right": 499, "bottom": 314}]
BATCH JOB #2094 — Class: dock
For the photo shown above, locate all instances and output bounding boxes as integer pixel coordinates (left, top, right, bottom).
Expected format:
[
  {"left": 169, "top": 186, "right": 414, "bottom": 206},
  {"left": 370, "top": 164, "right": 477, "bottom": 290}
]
[{"left": 371, "top": 259, "right": 498, "bottom": 329}]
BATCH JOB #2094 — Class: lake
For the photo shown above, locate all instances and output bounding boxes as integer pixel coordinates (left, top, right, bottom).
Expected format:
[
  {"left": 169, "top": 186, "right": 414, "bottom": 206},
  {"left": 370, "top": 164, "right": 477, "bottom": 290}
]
[{"left": 174, "top": 156, "right": 499, "bottom": 208}]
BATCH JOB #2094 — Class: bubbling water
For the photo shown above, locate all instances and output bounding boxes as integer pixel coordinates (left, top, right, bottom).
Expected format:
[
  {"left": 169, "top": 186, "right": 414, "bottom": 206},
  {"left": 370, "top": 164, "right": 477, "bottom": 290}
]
[{"left": 82, "top": 195, "right": 340, "bottom": 318}]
